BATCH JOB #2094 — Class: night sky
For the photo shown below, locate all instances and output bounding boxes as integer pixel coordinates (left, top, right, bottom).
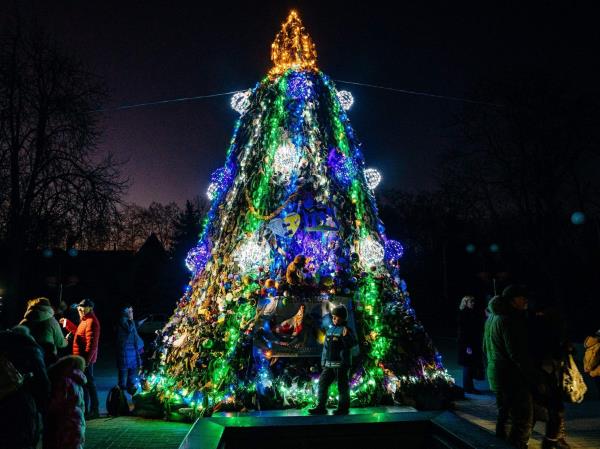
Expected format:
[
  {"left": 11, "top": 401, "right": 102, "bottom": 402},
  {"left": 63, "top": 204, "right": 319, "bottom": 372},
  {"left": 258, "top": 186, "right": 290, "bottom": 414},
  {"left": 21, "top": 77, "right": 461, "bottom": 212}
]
[{"left": 16, "top": 1, "right": 599, "bottom": 206}]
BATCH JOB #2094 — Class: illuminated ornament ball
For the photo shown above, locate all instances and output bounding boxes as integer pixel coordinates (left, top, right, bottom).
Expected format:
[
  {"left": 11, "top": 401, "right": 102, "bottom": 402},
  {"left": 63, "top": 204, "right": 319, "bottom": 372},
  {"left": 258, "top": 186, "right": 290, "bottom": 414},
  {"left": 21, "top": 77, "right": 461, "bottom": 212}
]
[
  {"left": 384, "top": 239, "right": 404, "bottom": 262},
  {"left": 231, "top": 90, "right": 251, "bottom": 114},
  {"left": 336, "top": 90, "right": 354, "bottom": 110},
  {"left": 273, "top": 142, "right": 298, "bottom": 179},
  {"left": 364, "top": 168, "right": 382, "bottom": 190},
  {"left": 185, "top": 245, "right": 210, "bottom": 273},
  {"left": 233, "top": 236, "right": 271, "bottom": 273},
  {"left": 206, "top": 182, "right": 219, "bottom": 201},
  {"left": 358, "top": 235, "right": 385, "bottom": 268}
]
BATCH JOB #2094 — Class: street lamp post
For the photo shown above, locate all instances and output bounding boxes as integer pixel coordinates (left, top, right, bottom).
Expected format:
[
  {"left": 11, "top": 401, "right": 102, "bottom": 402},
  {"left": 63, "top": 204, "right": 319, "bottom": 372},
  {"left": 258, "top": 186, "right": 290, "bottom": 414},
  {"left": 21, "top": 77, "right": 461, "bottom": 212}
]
[{"left": 43, "top": 248, "right": 79, "bottom": 305}]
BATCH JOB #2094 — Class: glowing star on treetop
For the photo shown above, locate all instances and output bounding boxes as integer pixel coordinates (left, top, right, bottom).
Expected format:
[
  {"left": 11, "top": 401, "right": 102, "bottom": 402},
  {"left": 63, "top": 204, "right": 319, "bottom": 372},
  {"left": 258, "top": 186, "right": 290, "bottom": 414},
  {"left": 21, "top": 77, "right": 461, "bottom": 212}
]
[{"left": 269, "top": 10, "right": 318, "bottom": 77}]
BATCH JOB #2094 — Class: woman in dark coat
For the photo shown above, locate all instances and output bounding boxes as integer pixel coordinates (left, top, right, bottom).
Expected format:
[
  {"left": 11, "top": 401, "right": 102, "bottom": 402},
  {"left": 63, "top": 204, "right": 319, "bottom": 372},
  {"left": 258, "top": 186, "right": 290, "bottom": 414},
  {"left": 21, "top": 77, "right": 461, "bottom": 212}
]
[
  {"left": 116, "top": 304, "right": 145, "bottom": 394},
  {"left": 457, "top": 295, "right": 485, "bottom": 393},
  {"left": 0, "top": 326, "right": 49, "bottom": 449}
]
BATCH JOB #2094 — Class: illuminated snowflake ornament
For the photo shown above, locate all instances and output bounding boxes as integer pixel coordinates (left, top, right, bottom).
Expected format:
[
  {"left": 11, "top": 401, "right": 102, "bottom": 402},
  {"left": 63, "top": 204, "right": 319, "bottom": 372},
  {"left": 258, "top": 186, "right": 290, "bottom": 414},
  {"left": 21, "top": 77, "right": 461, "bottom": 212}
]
[
  {"left": 231, "top": 90, "right": 251, "bottom": 114},
  {"left": 359, "top": 235, "right": 385, "bottom": 268},
  {"left": 233, "top": 235, "right": 271, "bottom": 273},
  {"left": 384, "top": 239, "right": 404, "bottom": 262},
  {"left": 206, "top": 182, "right": 219, "bottom": 200},
  {"left": 336, "top": 90, "right": 354, "bottom": 110},
  {"left": 328, "top": 148, "right": 357, "bottom": 188},
  {"left": 288, "top": 72, "right": 314, "bottom": 100},
  {"left": 273, "top": 142, "right": 298, "bottom": 180},
  {"left": 206, "top": 166, "right": 234, "bottom": 201},
  {"left": 364, "top": 168, "right": 382, "bottom": 190},
  {"left": 185, "top": 244, "right": 210, "bottom": 273}
]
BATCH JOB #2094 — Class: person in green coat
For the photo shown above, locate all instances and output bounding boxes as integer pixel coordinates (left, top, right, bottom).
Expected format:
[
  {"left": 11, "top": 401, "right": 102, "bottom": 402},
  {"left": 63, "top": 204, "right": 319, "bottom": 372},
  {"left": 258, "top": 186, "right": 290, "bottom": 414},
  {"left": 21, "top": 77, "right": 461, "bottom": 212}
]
[
  {"left": 20, "top": 297, "right": 68, "bottom": 365},
  {"left": 483, "top": 285, "right": 540, "bottom": 449}
]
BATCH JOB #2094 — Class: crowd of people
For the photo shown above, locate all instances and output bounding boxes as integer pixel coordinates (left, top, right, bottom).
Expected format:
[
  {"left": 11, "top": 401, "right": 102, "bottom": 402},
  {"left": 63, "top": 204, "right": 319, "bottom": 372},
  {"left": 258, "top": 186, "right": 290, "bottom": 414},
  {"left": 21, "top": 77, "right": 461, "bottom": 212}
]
[
  {"left": 2, "top": 286, "right": 599, "bottom": 449},
  {"left": 0, "top": 297, "right": 145, "bottom": 449},
  {"left": 458, "top": 285, "right": 600, "bottom": 449}
]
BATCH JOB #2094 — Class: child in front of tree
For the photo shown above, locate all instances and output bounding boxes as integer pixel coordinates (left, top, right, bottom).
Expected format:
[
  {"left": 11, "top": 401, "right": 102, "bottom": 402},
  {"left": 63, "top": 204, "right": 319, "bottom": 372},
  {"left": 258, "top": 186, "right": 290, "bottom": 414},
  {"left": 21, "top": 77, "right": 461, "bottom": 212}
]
[
  {"left": 309, "top": 304, "right": 357, "bottom": 415},
  {"left": 45, "top": 355, "right": 87, "bottom": 449}
]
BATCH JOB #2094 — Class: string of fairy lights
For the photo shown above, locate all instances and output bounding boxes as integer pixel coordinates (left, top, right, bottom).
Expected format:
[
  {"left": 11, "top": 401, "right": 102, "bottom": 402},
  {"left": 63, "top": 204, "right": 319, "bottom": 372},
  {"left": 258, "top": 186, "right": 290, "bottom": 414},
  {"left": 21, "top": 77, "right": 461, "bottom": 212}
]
[
  {"left": 95, "top": 80, "right": 496, "bottom": 113},
  {"left": 96, "top": 78, "right": 489, "bottom": 202}
]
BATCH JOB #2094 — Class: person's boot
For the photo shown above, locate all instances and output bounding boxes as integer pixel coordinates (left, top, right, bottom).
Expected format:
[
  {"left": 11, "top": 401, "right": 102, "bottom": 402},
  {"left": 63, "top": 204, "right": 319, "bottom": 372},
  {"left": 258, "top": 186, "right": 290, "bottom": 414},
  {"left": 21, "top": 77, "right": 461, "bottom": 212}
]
[
  {"left": 308, "top": 406, "right": 327, "bottom": 415},
  {"left": 542, "top": 438, "right": 571, "bottom": 449},
  {"left": 332, "top": 408, "right": 349, "bottom": 415},
  {"left": 86, "top": 409, "right": 100, "bottom": 420}
]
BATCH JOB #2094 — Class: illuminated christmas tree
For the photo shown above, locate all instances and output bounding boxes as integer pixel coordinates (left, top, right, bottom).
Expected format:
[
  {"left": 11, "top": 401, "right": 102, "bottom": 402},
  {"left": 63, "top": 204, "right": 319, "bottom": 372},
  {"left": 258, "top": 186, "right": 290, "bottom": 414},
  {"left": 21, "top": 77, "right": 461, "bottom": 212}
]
[{"left": 149, "top": 11, "right": 453, "bottom": 416}]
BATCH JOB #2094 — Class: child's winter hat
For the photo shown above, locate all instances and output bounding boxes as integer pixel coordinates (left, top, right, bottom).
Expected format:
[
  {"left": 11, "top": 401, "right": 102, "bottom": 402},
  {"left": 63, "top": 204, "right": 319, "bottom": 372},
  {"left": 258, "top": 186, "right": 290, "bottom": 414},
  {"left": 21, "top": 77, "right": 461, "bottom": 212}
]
[{"left": 331, "top": 304, "right": 348, "bottom": 320}]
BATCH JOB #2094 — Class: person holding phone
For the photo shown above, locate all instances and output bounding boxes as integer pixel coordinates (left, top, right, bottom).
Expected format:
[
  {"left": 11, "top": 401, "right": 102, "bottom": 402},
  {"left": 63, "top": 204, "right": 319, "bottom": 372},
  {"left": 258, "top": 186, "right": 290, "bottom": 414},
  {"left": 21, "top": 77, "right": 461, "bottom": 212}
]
[{"left": 60, "top": 299, "right": 101, "bottom": 419}]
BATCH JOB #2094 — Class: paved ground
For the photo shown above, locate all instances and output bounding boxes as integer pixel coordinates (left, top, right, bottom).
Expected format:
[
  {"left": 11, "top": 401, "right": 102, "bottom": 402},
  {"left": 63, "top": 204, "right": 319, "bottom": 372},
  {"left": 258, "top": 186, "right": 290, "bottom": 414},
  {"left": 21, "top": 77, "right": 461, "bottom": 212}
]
[
  {"left": 85, "top": 417, "right": 190, "bottom": 449},
  {"left": 84, "top": 337, "right": 600, "bottom": 449},
  {"left": 438, "top": 336, "right": 600, "bottom": 449},
  {"left": 455, "top": 393, "right": 600, "bottom": 449}
]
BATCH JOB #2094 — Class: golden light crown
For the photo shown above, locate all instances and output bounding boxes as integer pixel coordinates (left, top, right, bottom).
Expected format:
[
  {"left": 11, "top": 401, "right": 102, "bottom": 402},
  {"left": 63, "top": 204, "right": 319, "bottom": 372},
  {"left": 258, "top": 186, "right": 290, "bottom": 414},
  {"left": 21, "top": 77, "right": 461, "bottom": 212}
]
[{"left": 270, "top": 10, "right": 318, "bottom": 77}]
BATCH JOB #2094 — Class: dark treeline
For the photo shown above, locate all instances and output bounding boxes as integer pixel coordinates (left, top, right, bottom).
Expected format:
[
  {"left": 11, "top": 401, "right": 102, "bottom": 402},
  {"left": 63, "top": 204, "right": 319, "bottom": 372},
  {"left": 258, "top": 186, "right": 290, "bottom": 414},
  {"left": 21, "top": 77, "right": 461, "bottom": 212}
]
[
  {"left": 380, "top": 71, "right": 600, "bottom": 339},
  {"left": 0, "top": 16, "right": 209, "bottom": 325}
]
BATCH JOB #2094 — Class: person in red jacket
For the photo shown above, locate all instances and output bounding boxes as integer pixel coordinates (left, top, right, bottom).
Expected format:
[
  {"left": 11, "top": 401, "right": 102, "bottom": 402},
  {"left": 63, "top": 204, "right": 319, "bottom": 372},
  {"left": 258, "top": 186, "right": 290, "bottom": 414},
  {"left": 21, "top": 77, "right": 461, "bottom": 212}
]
[{"left": 60, "top": 299, "right": 101, "bottom": 419}]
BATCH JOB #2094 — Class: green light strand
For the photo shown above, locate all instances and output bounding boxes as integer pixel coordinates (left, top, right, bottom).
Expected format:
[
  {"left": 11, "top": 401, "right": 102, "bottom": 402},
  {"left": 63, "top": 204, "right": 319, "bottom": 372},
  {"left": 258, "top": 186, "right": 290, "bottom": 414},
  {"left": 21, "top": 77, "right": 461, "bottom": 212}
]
[{"left": 246, "top": 74, "right": 288, "bottom": 233}]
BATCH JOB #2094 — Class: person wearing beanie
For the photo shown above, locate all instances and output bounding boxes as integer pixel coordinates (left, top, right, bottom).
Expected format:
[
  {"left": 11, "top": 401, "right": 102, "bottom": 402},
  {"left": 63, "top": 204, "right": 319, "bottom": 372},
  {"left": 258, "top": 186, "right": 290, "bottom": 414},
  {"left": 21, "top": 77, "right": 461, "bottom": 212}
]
[
  {"left": 116, "top": 304, "right": 145, "bottom": 395},
  {"left": 483, "top": 285, "right": 539, "bottom": 449},
  {"left": 309, "top": 304, "right": 357, "bottom": 416},
  {"left": 60, "top": 299, "right": 101, "bottom": 419}
]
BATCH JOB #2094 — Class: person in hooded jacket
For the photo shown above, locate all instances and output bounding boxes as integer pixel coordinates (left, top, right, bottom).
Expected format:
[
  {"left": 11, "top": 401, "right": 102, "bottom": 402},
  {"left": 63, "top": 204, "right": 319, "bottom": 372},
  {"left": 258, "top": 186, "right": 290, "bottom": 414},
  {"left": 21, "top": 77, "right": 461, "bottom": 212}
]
[
  {"left": 116, "top": 304, "right": 145, "bottom": 394},
  {"left": 308, "top": 304, "right": 357, "bottom": 416},
  {"left": 45, "top": 355, "right": 87, "bottom": 449},
  {"left": 483, "top": 286, "right": 540, "bottom": 449},
  {"left": 583, "top": 329, "right": 600, "bottom": 393},
  {"left": 19, "top": 297, "right": 67, "bottom": 366},
  {"left": 0, "top": 326, "right": 50, "bottom": 449}
]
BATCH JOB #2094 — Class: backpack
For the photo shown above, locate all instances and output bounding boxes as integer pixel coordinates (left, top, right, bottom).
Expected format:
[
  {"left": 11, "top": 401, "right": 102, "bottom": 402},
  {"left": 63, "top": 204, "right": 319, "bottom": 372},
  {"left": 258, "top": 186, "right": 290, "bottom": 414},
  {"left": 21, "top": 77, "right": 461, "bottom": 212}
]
[
  {"left": 0, "top": 354, "right": 24, "bottom": 400},
  {"left": 583, "top": 336, "right": 600, "bottom": 374},
  {"left": 106, "top": 385, "right": 130, "bottom": 416},
  {"left": 562, "top": 353, "right": 587, "bottom": 404}
]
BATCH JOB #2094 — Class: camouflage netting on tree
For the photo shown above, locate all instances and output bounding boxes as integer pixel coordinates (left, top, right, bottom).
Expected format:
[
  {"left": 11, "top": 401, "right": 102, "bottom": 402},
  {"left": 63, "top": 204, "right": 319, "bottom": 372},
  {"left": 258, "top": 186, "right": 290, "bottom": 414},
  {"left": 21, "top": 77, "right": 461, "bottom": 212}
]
[{"left": 145, "top": 11, "right": 454, "bottom": 418}]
